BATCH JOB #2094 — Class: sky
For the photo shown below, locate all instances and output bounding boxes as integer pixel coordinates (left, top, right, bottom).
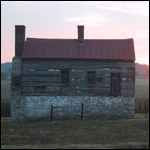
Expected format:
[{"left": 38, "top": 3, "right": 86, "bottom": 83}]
[{"left": 1, "top": 1, "right": 149, "bottom": 65}]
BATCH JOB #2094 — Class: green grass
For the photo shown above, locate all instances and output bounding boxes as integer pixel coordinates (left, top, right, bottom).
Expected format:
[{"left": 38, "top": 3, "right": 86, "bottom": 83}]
[
  {"left": 135, "top": 78, "right": 149, "bottom": 97},
  {"left": 1, "top": 116, "right": 149, "bottom": 149},
  {"left": 135, "top": 79, "right": 149, "bottom": 97},
  {"left": 1, "top": 80, "right": 11, "bottom": 99}
]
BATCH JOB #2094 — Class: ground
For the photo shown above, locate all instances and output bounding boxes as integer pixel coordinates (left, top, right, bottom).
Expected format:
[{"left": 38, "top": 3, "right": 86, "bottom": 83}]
[{"left": 1, "top": 114, "right": 149, "bottom": 149}]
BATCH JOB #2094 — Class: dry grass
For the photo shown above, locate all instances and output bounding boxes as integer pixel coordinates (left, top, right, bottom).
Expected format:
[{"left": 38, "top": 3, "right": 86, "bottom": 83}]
[
  {"left": 1, "top": 143, "right": 149, "bottom": 149},
  {"left": 1, "top": 116, "right": 149, "bottom": 149}
]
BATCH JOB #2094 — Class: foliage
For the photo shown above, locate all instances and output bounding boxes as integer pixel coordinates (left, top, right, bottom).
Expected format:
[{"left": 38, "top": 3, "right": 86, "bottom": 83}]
[
  {"left": 1, "top": 98, "right": 10, "bottom": 117},
  {"left": 135, "top": 97, "right": 149, "bottom": 114}
]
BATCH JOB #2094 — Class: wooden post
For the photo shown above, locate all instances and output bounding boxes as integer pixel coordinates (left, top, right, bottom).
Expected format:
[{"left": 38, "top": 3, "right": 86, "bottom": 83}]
[
  {"left": 51, "top": 105, "right": 53, "bottom": 121},
  {"left": 81, "top": 103, "right": 83, "bottom": 120}
]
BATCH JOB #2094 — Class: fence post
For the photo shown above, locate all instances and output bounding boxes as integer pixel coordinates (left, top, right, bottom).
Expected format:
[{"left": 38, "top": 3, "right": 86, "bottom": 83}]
[
  {"left": 81, "top": 103, "right": 83, "bottom": 120},
  {"left": 51, "top": 105, "right": 53, "bottom": 121}
]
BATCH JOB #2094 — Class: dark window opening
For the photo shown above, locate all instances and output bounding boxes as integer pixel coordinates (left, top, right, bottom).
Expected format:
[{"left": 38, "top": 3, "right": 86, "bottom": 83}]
[
  {"left": 111, "top": 73, "right": 121, "bottom": 96},
  {"left": 87, "top": 71, "right": 96, "bottom": 84},
  {"left": 35, "top": 86, "right": 45, "bottom": 92},
  {"left": 61, "top": 70, "right": 69, "bottom": 85}
]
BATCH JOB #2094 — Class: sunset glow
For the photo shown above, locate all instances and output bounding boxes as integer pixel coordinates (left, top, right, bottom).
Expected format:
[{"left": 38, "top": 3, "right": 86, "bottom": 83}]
[
  {"left": 1, "top": 1, "right": 149, "bottom": 65},
  {"left": 136, "top": 56, "right": 149, "bottom": 65}
]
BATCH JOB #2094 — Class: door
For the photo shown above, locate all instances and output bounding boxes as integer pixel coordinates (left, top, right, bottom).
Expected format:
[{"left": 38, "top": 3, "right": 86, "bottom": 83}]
[{"left": 111, "top": 73, "right": 121, "bottom": 96}]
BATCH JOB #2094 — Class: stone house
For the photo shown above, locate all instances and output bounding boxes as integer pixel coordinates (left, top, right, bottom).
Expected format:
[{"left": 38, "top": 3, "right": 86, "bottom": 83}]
[{"left": 11, "top": 25, "right": 135, "bottom": 121}]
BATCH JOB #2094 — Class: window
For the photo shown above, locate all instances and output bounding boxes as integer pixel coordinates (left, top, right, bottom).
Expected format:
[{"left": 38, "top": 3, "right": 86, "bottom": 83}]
[
  {"left": 35, "top": 86, "right": 45, "bottom": 92},
  {"left": 87, "top": 71, "right": 96, "bottom": 84},
  {"left": 111, "top": 73, "right": 121, "bottom": 96},
  {"left": 61, "top": 70, "right": 69, "bottom": 85}
]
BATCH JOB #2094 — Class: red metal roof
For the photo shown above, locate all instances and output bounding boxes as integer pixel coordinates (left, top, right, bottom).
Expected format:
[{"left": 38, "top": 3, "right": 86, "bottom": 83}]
[{"left": 22, "top": 38, "right": 135, "bottom": 61}]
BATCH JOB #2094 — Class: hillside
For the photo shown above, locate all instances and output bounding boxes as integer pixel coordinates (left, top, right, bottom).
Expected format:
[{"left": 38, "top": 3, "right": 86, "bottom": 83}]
[
  {"left": 1, "top": 62, "right": 12, "bottom": 80},
  {"left": 1, "top": 62, "right": 12, "bottom": 73},
  {"left": 1, "top": 62, "right": 149, "bottom": 80},
  {"left": 135, "top": 63, "right": 149, "bottom": 78}
]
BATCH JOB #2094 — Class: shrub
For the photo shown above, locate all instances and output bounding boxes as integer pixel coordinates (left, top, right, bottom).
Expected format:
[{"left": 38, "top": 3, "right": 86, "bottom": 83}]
[
  {"left": 1, "top": 98, "right": 10, "bottom": 117},
  {"left": 135, "top": 97, "right": 149, "bottom": 113}
]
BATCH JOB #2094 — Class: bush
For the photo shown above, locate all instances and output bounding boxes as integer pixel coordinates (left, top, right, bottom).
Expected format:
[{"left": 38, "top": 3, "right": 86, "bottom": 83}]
[
  {"left": 135, "top": 97, "right": 149, "bottom": 113},
  {"left": 1, "top": 98, "right": 10, "bottom": 117}
]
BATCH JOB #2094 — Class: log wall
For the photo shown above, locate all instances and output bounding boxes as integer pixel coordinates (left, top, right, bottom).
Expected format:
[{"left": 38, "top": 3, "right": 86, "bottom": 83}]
[{"left": 21, "top": 59, "right": 135, "bottom": 97}]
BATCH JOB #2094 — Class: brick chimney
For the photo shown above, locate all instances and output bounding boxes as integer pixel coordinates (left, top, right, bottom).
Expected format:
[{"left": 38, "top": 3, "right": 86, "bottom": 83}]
[
  {"left": 15, "top": 25, "right": 25, "bottom": 56},
  {"left": 78, "top": 25, "right": 84, "bottom": 43}
]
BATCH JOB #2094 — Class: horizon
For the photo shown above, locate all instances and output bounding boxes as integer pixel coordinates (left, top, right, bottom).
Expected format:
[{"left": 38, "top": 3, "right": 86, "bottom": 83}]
[{"left": 1, "top": 1, "right": 149, "bottom": 65}]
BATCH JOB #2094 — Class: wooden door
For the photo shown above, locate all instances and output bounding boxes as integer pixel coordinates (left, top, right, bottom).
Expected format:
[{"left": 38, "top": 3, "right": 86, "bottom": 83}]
[{"left": 111, "top": 73, "right": 121, "bottom": 96}]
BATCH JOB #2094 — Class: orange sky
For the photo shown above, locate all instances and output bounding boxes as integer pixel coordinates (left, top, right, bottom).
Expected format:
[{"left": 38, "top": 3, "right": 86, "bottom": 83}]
[{"left": 1, "top": 1, "right": 149, "bottom": 65}]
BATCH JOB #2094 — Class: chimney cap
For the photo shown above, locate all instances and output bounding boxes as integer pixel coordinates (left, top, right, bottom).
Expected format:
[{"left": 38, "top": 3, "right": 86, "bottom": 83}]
[
  {"left": 78, "top": 25, "right": 84, "bottom": 28},
  {"left": 15, "top": 25, "right": 26, "bottom": 28}
]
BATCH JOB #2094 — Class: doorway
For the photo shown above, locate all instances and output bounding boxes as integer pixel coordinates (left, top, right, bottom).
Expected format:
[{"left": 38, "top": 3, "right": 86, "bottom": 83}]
[{"left": 111, "top": 73, "right": 121, "bottom": 96}]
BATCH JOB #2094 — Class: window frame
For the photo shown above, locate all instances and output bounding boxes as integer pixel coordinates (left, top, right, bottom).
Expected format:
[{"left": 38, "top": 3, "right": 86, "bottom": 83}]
[
  {"left": 61, "top": 69, "right": 70, "bottom": 86},
  {"left": 87, "top": 71, "right": 96, "bottom": 85},
  {"left": 111, "top": 73, "right": 121, "bottom": 96}
]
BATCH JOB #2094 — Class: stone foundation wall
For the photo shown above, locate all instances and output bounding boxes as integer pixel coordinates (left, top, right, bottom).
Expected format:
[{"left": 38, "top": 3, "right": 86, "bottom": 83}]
[{"left": 15, "top": 96, "right": 135, "bottom": 121}]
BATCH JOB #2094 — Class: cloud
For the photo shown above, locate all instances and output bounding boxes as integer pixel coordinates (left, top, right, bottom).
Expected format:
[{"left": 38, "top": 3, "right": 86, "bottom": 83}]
[
  {"left": 135, "top": 56, "right": 149, "bottom": 65},
  {"left": 136, "top": 30, "right": 149, "bottom": 38},
  {"left": 66, "top": 13, "right": 110, "bottom": 27},
  {"left": 88, "top": 1, "right": 149, "bottom": 17},
  {"left": 58, "top": 1, "right": 77, "bottom": 4},
  {"left": 1, "top": 1, "right": 46, "bottom": 14},
  {"left": 2, "top": 1, "right": 34, "bottom": 6}
]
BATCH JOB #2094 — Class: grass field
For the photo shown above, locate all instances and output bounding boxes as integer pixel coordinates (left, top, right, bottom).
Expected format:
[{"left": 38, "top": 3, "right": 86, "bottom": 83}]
[
  {"left": 1, "top": 115, "right": 149, "bottom": 149},
  {"left": 1, "top": 80, "right": 11, "bottom": 99},
  {"left": 1, "top": 78, "right": 149, "bottom": 98},
  {"left": 135, "top": 78, "right": 149, "bottom": 97}
]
